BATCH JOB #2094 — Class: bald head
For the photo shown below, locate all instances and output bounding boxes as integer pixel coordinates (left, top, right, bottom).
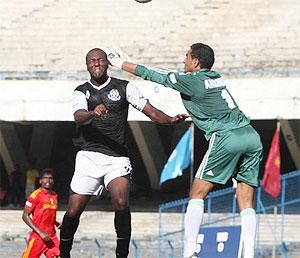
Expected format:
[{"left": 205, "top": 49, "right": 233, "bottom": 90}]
[{"left": 86, "top": 48, "right": 107, "bottom": 64}]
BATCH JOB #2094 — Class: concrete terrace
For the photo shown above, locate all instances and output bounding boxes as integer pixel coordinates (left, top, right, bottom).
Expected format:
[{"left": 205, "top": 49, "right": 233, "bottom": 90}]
[{"left": 0, "top": 0, "right": 300, "bottom": 79}]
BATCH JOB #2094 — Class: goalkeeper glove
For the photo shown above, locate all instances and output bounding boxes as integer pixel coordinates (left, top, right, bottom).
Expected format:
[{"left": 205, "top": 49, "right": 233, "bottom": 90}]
[
  {"left": 104, "top": 46, "right": 131, "bottom": 69},
  {"left": 104, "top": 49, "right": 124, "bottom": 69}
]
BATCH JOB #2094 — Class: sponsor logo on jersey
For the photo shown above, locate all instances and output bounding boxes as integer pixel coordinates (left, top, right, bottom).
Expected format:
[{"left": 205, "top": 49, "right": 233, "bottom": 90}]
[
  {"left": 43, "top": 204, "right": 57, "bottom": 210},
  {"left": 108, "top": 89, "right": 121, "bottom": 101},
  {"left": 206, "top": 170, "right": 214, "bottom": 176},
  {"left": 43, "top": 198, "right": 57, "bottom": 209},
  {"left": 86, "top": 90, "right": 90, "bottom": 99}
]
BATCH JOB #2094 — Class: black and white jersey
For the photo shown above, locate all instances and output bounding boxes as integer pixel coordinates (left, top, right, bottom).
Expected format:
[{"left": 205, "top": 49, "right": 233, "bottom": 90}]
[{"left": 72, "top": 77, "right": 147, "bottom": 157}]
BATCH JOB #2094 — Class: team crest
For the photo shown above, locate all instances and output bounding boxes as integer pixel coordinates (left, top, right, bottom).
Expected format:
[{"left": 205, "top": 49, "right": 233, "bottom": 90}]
[{"left": 108, "top": 89, "right": 121, "bottom": 101}]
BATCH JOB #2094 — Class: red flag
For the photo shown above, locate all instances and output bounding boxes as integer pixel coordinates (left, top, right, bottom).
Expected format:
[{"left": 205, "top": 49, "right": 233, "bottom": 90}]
[{"left": 262, "top": 125, "right": 281, "bottom": 198}]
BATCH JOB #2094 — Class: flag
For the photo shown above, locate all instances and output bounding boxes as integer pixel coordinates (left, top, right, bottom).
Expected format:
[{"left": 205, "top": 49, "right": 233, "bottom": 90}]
[
  {"left": 262, "top": 124, "right": 281, "bottom": 198},
  {"left": 160, "top": 127, "right": 192, "bottom": 185}
]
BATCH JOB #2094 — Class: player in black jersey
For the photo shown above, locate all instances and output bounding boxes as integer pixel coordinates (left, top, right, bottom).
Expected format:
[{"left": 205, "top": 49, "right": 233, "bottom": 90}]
[{"left": 59, "top": 48, "right": 188, "bottom": 258}]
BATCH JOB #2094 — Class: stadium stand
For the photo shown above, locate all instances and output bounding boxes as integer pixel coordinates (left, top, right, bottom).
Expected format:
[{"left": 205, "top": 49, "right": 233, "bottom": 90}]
[{"left": 0, "top": 0, "right": 300, "bottom": 79}]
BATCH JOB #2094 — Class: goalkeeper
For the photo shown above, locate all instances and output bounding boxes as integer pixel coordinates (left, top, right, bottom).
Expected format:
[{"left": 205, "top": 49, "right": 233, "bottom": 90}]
[{"left": 105, "top": 43, "right": 263, "bottom": 258}]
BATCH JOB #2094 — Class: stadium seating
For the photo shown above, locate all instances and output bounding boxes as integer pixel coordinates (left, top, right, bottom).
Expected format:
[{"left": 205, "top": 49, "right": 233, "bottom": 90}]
[{"left": 0, "top": 0, "right": 300, "bottom": 79}]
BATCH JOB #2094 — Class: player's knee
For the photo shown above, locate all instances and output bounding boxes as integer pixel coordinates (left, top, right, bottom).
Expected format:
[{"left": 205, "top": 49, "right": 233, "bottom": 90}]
[
  {"left": 189, "top": 179, "right": 214, "bottom": 199},
  {"left": 66, "top": 208, "right": 81, "bottom": 218},
  {"left": 189, "top": 188, "right": 208, "bottom": 199},
  {"left": 113, "top": 198, "right": 129, "bottom": 210}
]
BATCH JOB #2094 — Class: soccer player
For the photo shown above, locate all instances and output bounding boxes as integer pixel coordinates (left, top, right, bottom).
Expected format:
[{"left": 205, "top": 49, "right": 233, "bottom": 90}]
[
  {"left": 105, "top": 43, "right": 263, "bottom": 258},
  {"left": 22, "top": 168, "right": 60, "bottom": 258},
  {"left": 59, "top": 48, "right": 188, "bottom": 258}
]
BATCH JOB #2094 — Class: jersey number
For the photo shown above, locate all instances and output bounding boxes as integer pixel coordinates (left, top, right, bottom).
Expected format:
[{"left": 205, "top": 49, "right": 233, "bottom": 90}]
[{"left": 221, "top": 89, "right": 236, "bottom": 109}]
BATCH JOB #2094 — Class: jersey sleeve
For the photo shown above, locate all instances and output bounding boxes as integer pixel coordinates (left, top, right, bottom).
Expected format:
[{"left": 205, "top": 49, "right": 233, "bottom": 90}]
[
  {"left": 24, "top": 191, "right": 39, "bottom": 212},
  {"left": 126, "top": 82, "right": 148, "bottom": 111},
  {"left": 135, "top": 65, "right": 203, "bottom": 97},
  {"left": 73, "top": 90, "right": 88, "bottom": 113}
]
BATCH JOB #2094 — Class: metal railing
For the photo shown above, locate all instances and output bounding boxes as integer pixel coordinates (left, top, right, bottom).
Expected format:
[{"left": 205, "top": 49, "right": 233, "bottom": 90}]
[
  {"left": 157, "top": 170, "right": 300, "bottom": 258},
  {"left": 1, "top": 171, "right": 298, "bottom": 257}
]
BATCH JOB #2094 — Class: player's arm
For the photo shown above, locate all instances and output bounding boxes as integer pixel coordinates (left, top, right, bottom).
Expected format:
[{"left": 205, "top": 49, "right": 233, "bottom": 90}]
[
  {"left": 74, "top": 106, "right": 107, "bottom": 124},
  {"left": 121, "top": 61, "right": 137, "bottom": 74},
  {"left": 135, "top": 64, "right": 196, "bottom": 95},
  {"left": 143, "top": 101, "right": 189, "bottom": 124},
  {"left": 22, "top": 208, "right": 53, "bottom": 244},
  {"left": 123, "top": 61, "right": 195, "bottom": 96},
  {"left": 105, "top": 49, "right": 197, "bottom": 96},
  {"left": 73, "top": 90, "right": 108, "bottom": 124},
  {"left": 126, "top": 82, "right": 189, "bottom": 124}
]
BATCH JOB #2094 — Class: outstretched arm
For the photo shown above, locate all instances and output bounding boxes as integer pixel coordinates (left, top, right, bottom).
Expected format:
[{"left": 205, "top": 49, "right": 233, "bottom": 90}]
[
  {"left": 105, "top": 49, "right": 196, "bottom": 96},
  {"left": 121, "top": 61, "right": 138, "bottom": 75},
  {"left": 142, "top": 101, "right": 189, "bottom": 124}
]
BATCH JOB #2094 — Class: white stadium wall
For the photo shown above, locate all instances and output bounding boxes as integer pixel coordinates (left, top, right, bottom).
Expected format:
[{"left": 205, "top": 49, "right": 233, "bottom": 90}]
[{"left": 0, "top": 77, "right": 299, "bottom": 121}]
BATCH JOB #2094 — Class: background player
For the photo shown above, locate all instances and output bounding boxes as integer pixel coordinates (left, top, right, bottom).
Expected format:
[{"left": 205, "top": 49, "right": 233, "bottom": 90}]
[
  {"left": 59, "top": 48, "right": 188, "bottom": 258},
  {"left": 105, "top": 43, "right": 263, "bottom": 258},
  {"left": 22, "top": 168, "right": 60, "bottom": 258}
]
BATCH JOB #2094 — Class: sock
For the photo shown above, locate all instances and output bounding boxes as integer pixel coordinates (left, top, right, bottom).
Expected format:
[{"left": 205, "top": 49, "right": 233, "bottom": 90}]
[
  {"left": 240, "top": 208, "right": 256, "bottom": 258},
  {"left": 114, "top": 208, "right": 131, "bottom": 258},
  {"left": 59, "top": 213, "right": 80, "bottom": 257},
  {"left": 184, "top": 199, "right": 204, "bottom": 258}
]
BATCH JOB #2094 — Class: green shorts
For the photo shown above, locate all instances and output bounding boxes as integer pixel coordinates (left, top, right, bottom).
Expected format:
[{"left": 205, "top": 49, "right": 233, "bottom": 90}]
[{"left": 196, "top": 125, "right": 263, "bottom": 187}]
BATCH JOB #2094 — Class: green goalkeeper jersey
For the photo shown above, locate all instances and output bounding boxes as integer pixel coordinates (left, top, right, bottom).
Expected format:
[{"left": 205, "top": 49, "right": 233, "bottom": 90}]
[{"left": 136, "top": 65, "right": 250, "bottom": 139}]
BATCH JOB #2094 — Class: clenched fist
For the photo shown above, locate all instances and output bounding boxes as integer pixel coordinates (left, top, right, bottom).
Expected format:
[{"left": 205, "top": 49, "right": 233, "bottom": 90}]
[{"left": 93, "top": 104, "right": 108, "bottom": 117}]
